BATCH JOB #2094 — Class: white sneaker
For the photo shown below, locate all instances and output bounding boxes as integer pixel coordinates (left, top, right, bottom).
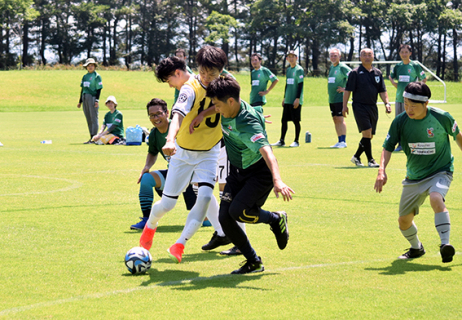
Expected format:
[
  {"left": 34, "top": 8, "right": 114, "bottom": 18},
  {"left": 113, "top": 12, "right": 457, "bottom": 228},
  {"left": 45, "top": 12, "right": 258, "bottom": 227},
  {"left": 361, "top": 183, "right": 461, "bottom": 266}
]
[
  {"left": 0, "top": 141, "right": 3, "bottom": 147},
  {"left": 289, "top": 141, "right": 299, "bottom": 147},
  {"left": 271, "top": 140, "right": 285, "bottom": 147},
  {"left": 350, "top": 155, "right": 364, "bottom": 167},
  {"left": 330, "top": 142, "right": 341, "bottom": 148},
  {"left": 368, "top": 159, "right": 380, "bottom": 168},
  {"left": 337, "top": 141, "right": 347, "bottom": 148}
]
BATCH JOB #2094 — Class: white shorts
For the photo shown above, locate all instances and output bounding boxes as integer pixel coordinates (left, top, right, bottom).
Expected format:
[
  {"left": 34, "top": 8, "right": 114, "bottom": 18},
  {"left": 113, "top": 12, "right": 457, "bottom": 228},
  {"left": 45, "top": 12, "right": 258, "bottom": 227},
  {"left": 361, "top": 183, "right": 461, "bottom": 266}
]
[
  {"left": 162, "top": 141, "right": 220, "bottom": 197},
  {"left": 217, "top": 145, "right": 230, "bottom": 184}
]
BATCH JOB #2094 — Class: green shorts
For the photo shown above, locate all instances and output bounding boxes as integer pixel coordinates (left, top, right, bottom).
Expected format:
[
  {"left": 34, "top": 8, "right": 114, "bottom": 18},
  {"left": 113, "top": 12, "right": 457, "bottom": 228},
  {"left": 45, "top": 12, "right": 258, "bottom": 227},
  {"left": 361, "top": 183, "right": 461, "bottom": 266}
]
[{"left": 399, "top": 171, "right": 453, "bottom": 217}]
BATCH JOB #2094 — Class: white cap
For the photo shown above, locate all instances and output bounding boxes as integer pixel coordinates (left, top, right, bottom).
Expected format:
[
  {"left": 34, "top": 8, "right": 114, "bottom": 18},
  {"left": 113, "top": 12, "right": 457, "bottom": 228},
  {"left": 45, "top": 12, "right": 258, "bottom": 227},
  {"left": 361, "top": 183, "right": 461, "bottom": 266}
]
[{"left": 105, "top": 95, "right": 118, "bottom": 105}]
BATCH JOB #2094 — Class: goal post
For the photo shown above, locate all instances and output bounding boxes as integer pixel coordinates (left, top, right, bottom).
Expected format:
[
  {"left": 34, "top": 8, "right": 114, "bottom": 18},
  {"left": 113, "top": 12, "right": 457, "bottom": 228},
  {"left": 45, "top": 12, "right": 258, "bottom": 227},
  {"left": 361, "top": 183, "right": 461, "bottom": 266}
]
[{"left": 342, "top": 60, "right": 447, "bottom": 104}]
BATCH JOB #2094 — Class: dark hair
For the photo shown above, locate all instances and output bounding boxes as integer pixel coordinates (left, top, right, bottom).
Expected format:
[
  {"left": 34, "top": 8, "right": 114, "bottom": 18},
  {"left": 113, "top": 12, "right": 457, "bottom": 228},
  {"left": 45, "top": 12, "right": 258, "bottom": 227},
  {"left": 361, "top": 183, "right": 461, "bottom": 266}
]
[
  {"left": 251, "top": 53, "right": 262, "bottom": 61},
  {"left": 146, "top": 98, "right": 168, "bottom": 114},
  {"left": 196, "top": 46, "right": 227, "bottom": 71},
  {"left": 206, "top": 75, "right": 240, "bottom": 102},
  {"left": 155, "top": 56, "right": 186, "bottom": 83},
  {"left": 404, "top": 82, "right": 431, "bottom": 103},
  {"left": 399, "top": 44, "right": 412, "bottom": 53},
  {"left": 175, "top": 48, "right": 187, "bottom": 57}
]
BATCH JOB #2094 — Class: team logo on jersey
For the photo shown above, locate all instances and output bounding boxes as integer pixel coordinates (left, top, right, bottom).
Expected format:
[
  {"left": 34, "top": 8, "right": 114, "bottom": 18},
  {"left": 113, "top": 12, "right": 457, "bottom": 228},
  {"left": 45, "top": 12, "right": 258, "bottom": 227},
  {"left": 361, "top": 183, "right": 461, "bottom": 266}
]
[
  {"left": 250, "top": 133, "right": 265, "bottom": 142},
  {"left": 228, "top": 125, "right": 233, "bottom": 131},
  {"left": 408, "top": 69, "right": 411, "bottom": 74},
  {"left": 452, "top": 121, "right": 458, "bottom": 133},
  {"left": 427, "top": 127, "right": 434, "bottom": 138},
  {"left": 177, "top": 93, "right": 188, "bottom": 103},
  {"left": 115, "top": 118, "right": 121, "bottom": 123},
  {"left": 258, "top": 74, "right": 261, "bottom": 78},
  {"left": 386, "top": 133, "right": 390, "bottom": 141},
  {"left": 375, "top": 76, "right": 380, "bottom": 83}
]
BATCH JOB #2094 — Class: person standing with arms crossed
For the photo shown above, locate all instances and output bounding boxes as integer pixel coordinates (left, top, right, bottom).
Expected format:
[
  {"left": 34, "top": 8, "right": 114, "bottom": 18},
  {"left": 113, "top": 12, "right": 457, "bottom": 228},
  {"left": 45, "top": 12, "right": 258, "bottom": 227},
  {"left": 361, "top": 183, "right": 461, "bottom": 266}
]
[
  {"left": 389, "top": 44, "right": 427, "bottom": 152},
  {"left": 77, "top": 58, "right": 103, "bottom": 144},
  {"left": 374, "top": 82, "right": 461, "bottom": 263},
  {"left": 343, "top": 48, "right": 391, "bottom": 167},
  {"left": 272, "top": 50, "right": 304, "bottom": 148},
  {"left": 328, "top": 48, "right": 351, "bottom": 148}
]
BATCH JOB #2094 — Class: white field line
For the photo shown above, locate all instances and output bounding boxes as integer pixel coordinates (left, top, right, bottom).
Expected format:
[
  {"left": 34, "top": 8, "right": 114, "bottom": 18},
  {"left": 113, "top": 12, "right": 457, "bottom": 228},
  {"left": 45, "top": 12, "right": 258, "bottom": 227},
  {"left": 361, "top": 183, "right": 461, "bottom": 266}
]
[
  {"left": 1, "top": 253, "right": 458, "bottom": 316},
  {"left": 0, "top": 175, "right": 83, "bottom": 196}
]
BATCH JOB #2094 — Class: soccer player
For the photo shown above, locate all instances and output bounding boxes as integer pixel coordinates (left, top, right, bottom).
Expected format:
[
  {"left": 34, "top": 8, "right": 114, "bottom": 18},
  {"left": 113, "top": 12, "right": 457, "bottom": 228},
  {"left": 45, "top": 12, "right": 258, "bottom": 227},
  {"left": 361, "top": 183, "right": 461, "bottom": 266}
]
[
  {"left": 139, "top": 46, "right": 229, "bottom": 263},
  {"left": 173, "top": 48, "right": 194, "bottom": 105},
  {"left": 374, "top": 82, "right": 462, "bottom": 263},
  {"left": 130, "top": 98, "right": 196, "bottom": 230},
  {"left": 250, "top": 53, "right": 279, "bottom": 107},
  {"left": 343, "top": 48, "right": 391, "bottom": 167},
  {"left": 272, "top": 50, "right": 304, "bottom": 148},
  {"left": 389, "top": 44, "right": 427, "bottom": 152},
  {"left": 206, "top": 75, "right": 294, "bottom": 274},
  {"left": 92, "top": 95, "right": 124, "bottom": 145},
  {"left": 327, "top": 48, "right": 351, "bottom": 148}
]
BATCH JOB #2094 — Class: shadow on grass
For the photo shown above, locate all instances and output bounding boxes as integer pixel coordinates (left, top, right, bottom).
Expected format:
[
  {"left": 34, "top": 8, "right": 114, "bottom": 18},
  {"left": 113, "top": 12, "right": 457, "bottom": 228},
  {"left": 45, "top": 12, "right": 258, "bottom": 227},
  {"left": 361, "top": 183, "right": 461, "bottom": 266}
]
[
  {"left": 123, "top": 224, "right": 185, "bottom": 234},
  {"left": 365, "top": 259, "right": 461, "bottom": 275}
]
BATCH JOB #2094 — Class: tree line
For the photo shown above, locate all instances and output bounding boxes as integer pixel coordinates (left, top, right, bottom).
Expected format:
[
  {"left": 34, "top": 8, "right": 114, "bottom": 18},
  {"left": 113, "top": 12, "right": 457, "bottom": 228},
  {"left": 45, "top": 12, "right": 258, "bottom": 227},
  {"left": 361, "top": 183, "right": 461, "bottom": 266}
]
[{"left": 1, "top": 0, "right": 461, "bottom": 80}]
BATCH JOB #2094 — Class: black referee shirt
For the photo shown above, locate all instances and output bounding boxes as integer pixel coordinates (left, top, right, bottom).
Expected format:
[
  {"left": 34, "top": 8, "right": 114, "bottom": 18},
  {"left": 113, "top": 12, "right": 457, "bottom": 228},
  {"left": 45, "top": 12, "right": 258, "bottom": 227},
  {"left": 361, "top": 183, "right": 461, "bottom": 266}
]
[{"left": 345, "top": 65, "right": 386, "bottom": 105}]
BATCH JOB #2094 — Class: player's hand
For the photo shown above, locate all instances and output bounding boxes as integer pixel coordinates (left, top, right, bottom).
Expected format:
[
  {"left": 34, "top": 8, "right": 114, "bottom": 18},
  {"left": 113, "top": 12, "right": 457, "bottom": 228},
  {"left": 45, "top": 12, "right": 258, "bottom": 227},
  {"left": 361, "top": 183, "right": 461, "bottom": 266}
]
[
  {"left": 293, "top": 99, "right": 300, "bottom": 109},
  {"left": 92, "top": 134, "right": 101, "bottom": 142},
  {"left": 258, "top": 90, "right": 268, "bottom": 96},
  {"left": 162, "top": 141, "right": 176, "bottom": 157},
  {"left": 137, "top": 167, "right": 150, "bottom": 184},
  {"left": 273, "top": 180, "right": 295, "bottom": 201},
  {"left": 385, "top": 104, "right": 392, "bottom": 114},
  {"left": 77, "top": 103, "right": 81, "bottom": 108},
  {"left": 189, "top": 114, "right": 204, "bottom": 134},
  {"left": 264, "top": 114, "right": 272, "bottom": 124},
  {"left": 342, "top": 105, "right": 349, "bottom": 117},
  {"left": 336, "top": 86, "right": 345, "bottom": 93},
  {"left": 94, "top": 101, "right": 99, "bottom": 108},
  {"left": 374, "top": 171, "right": 387, "bottom": 193}
]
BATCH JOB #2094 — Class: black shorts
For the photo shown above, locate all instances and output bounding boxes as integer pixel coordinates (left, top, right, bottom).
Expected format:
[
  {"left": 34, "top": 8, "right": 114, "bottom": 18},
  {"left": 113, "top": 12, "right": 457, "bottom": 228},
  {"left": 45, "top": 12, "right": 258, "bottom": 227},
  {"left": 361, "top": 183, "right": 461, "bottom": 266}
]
[
  {"left": 282, "top": 103, "right": 302, "bottom": 122},
  {"left": 156, "top": 169, "right": 196, "bottom": 210},
  {"left": 250, "top": 101, "right": 264, "bottom": 107},
  {"left": 329, "top": 102, "right": 343, "bottom": 117},
  {"left": 352, "top": 102, "right": 378, "bottom": 134},
  {"left": 224, "top": 158, "right": 273, "bottom": 211}
]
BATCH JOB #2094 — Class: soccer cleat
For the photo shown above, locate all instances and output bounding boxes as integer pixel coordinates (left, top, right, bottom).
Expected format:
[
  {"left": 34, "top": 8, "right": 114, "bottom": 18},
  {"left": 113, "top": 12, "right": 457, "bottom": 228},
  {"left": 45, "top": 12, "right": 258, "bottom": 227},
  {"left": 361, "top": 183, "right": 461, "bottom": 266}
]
[
  {"left": 368, "top": 159, "right": 380, "bottom": 168},
  {"left": 270, "top": 211, "right": 289, "bottom": 250},
  {"left": 130, "top": 217, "right": 148, "bottom": 230},
  {"left": 330, "top": 142, "right": 341, "bottom": 148},
  {"left": 168, "top": 243, "right": 185, "bottom": 263},
  {"left": 289, "top": 141, "right": 299, "bottom": 147},
  {"left": 202, "top": 231, "right": 232, "bottom": 250},
  {"left": 139, "top": 225, "right": 157, "bottom": 250},
  {"left": 231, "top": 257, "right": 264, "bottom": 274},
  {"left": 83, "top": 140, "right": 95, "bottom": 144},
  {"left": 398, "top": 244, "right": 426, "bottom": 260},
  {"left": 271, "top": 140, "right": 285, "bottom": 147},
  {"left": 394, "top": 145, "right": 403, "bottom": 152},
  {"left": 440, "top": 244, "right": 455, "bottom": 263},
  {"left": 337, "top": 141, "right": 347, "bottom": 148},
  {"left": 220, "top": 246, "right": 243, "bottom": 256},
  {"left": 350, "top": 155, "right": 364, "bottom": 167},
  {"left": 0, "top": 141, "right": 3, "bottom": 147}
]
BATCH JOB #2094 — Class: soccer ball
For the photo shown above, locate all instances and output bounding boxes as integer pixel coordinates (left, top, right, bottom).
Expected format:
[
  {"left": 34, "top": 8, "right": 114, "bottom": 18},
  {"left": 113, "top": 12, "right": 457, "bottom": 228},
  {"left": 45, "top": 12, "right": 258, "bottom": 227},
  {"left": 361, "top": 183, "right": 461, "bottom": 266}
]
[{"left": 124, "top": 247, "right": 152, "bottom": 274}]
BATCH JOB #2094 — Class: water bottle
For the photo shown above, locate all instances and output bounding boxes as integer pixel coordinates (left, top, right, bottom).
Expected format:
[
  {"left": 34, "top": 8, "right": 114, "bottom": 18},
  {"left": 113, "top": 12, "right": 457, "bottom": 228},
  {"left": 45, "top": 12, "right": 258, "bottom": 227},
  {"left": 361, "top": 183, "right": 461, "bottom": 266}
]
[
  {"left": 305, "top": 131, "right": 311, "bottom": 143},
  {"left": 40, "top": 140, "right": 52, "bottom": 144}
]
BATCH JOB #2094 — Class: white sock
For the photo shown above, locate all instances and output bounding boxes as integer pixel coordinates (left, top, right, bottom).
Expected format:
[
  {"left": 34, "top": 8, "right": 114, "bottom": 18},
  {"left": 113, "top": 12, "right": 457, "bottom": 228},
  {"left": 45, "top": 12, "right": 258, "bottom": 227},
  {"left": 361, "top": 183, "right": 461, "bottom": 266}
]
[
  {"left": 147, "top": 196, "right": 177, "bottom": 229},
  {"left": 435, "top": 211, "right": 451, "bottom": 245},
  {"left": 400, "top": 222, "right": 421, "bottom": 249},
  {"left": 206, "top": 195, "right": 225, "bottom": 237}
]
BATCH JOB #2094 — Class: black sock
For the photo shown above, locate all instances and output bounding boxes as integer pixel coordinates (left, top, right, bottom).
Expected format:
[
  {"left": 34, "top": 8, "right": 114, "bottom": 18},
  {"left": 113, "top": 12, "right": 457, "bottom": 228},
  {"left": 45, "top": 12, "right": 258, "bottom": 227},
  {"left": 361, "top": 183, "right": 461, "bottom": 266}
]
[
  {"left": 354, "top": 140, "right": 365, "bottom": 159},
  {"left": 280, "top": 121, "right": 288, "bottom": 143},
  {"left": 294, "top": 121, "right": 301, "bottom": 143},
  {"left": 362, "top": 138, "right": 372, "bottom": 161}
]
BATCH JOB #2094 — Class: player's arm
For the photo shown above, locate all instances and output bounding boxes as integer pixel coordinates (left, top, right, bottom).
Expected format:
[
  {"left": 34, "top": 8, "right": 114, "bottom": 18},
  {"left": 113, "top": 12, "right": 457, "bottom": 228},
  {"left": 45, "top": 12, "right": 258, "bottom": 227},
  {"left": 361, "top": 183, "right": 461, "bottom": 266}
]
[
  {"left": 342, "top": 90, "right": 351, "bottom": 117},
  {"left": 388, "top": 75, "right": 398, "bottom": 89},
  {"left": 380, "top": 91, "right": 392, "bottom": 114},
  {"left": 455, "top": 132, "right": 462, "bottom": 152},
  {"left": 259, "top": 145, "right": 294, "bottom": 201},
  {"left": 137, "top": 153, "right": 158, "bottom": 184},
  {"left": 260, "top": 79, "right": 279, "bottom": 96},
  {"left": 374, "top": 148, "right": 392, "bottom": 193},
  {"left": 163, "top": 112, "right": 183, "bottom": 156},
  {"left": 189, "top": 106, "right": 219, "bottom": 134}
]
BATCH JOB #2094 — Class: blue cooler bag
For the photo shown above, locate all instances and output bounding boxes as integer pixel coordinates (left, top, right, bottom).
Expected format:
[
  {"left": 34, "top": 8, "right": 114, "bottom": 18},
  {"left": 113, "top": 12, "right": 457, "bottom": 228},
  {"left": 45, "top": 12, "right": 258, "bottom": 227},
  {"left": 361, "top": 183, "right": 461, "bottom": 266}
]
[{"left": 126, "top": 125, "right": 143, "bottom": 145}]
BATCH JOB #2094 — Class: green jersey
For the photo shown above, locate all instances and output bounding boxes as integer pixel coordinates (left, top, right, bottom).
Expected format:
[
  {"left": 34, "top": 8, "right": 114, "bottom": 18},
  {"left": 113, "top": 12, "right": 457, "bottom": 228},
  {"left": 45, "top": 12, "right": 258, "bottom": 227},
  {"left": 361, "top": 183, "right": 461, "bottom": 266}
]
[
  {"left": 284, "top": 64, "right": 304, "bottom": 105},
  {"left": 174, "top": 65, "right": 194, "bottom": 104},
  {"left": 250, "top": 66, "right": 278, "bottom": 105},
  {"left": 221, "top": 100, "right": 269, "bottom": 169},
  {"left": 103, "top": 109, "right": 124, "bottom": 138},
  {"left": 148, "top": 120, "right": 170, "bottom": 161},
  {"left": 328, "top": 62, "right": 351, "bottom": 103},
  {"left": 390, "top": 61, "right": 426, "bottom": 103},
  {"left": 80, "top": 71, "right": 103, "bottom": 96},
  {"left": 383, "top": 106, "right": 459, "bottom": 180}
]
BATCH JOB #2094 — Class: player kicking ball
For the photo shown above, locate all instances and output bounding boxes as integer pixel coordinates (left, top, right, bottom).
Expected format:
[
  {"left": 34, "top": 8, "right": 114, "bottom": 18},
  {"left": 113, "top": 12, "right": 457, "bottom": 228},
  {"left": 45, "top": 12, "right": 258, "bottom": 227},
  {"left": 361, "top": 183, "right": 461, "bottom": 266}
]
[
  {"left": 139, "top": 46, "right": 228, "bottom": 263},
  {"left": 374, "top": 82, "right": 462, "bottom": 263},
  {"left": 206, "top": 75, "right": 294, "bottom": 274}
]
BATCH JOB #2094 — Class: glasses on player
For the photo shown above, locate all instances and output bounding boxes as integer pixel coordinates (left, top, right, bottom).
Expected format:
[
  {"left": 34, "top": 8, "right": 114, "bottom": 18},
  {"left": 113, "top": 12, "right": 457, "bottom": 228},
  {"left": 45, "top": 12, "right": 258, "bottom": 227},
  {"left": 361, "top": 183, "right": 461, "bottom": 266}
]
[{"left": 149, "top": 112, "right": 164, "bottom": 119}]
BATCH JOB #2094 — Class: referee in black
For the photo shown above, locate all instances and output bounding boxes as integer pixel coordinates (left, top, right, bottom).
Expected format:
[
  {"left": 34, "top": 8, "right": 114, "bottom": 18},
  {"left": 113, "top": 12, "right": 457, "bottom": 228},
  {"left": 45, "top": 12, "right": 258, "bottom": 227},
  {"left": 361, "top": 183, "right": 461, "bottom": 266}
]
[{"left": 342, "top": 48, "right": 391, "bottom": 167}]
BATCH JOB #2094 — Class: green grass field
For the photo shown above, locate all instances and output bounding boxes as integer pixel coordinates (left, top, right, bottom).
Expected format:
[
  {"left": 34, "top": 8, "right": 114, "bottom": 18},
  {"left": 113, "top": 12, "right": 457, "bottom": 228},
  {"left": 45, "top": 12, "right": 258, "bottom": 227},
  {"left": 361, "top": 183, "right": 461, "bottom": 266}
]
[{"left": 1, "top": 71, "right": 462, "bottom": 319}]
